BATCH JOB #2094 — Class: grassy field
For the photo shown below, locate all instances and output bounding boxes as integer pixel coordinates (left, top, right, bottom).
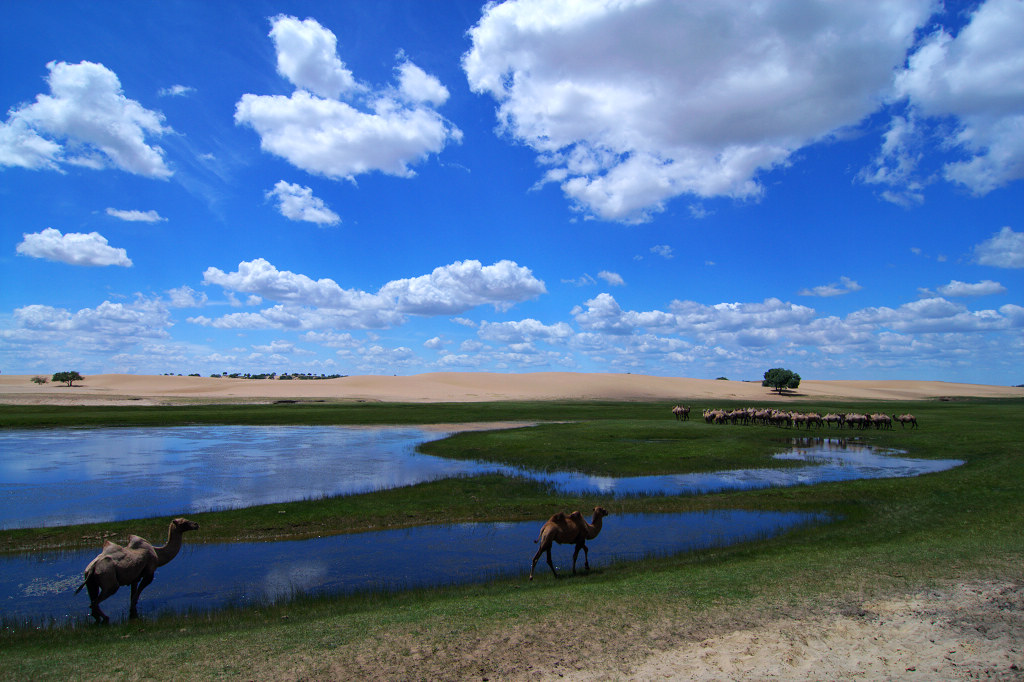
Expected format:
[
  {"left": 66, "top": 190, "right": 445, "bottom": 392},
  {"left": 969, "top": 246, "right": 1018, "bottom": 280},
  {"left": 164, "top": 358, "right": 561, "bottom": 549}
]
[{"left": 1, "top": 398, "right": 1022, "bottom": 679}]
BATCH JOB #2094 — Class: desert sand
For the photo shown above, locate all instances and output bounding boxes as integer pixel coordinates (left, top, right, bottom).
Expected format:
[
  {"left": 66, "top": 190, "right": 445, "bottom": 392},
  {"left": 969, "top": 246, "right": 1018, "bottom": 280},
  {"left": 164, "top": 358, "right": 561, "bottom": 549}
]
[{"left": 2, "top": 371, "right": 1022, "bottom": 405}]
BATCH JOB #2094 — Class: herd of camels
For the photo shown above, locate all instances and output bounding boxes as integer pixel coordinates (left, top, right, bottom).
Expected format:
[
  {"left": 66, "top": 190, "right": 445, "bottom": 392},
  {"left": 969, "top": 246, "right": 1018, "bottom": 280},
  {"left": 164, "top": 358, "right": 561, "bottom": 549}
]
[{"left": 673, "top": 404, "right": 918, "bottom": 429}]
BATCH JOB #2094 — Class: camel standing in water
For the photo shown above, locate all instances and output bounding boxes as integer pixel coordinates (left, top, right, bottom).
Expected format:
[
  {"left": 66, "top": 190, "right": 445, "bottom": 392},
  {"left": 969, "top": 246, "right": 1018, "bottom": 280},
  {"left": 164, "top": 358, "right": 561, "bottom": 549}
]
[
  {"left": 529, "top": 507, "right": 609, "bottom": 580},
  {"left": 76, "top": 517, "right": 199, "bottom": 623}
]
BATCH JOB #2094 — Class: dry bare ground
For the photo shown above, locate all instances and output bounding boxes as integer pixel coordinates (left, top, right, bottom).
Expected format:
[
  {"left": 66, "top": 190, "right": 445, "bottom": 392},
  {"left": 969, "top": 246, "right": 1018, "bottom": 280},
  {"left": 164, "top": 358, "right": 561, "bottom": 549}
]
[{"left": 249, "top": 581, "right": 1023, "bottom": 681}]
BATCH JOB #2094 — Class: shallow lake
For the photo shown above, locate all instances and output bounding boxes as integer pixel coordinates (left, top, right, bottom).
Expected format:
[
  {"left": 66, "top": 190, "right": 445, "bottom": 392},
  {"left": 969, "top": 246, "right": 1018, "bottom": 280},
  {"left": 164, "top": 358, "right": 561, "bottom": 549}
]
[
  {"left": 0, "top": 426, "right": 962, "bottom": 529},
  {"left": 0, "top": 510, "right": 826, "bottom": 626}
]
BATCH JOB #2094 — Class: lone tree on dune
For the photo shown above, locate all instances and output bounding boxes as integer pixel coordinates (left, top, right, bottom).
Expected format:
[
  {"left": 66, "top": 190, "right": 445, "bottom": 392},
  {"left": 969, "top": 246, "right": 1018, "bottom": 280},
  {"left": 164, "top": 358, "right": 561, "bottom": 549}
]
[
  {"left": 763, "top": 368, "right": 800, "bottom": 394},
  {"left": 52, "top": 371, "right": 84, "bottom": 387}
]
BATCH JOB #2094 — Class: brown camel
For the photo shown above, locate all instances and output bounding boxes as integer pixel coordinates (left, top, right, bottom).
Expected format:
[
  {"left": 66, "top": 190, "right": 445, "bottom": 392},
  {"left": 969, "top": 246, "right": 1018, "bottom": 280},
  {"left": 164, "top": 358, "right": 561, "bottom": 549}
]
[
  {"left": 893, "top": 413, "right": 918, "bottom": 428},
  {"left": 672, "top": 405, "right": 690, "bottom": 421},
  {"left": 529, "top": 506, "right": 609, "bottom": 580},
  {"left": 75, "top": 517, "right": 199, "bottom": 623}
]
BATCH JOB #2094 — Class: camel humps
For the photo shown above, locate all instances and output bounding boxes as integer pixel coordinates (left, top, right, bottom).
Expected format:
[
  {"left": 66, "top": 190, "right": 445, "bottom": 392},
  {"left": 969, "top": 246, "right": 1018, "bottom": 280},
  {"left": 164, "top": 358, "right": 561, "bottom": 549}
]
[
  {"left": 529, "top": 506, "right": 608, "bottom": 580},
  {"left": 75, "top": 517, "right": 199, "bottom": 623}
]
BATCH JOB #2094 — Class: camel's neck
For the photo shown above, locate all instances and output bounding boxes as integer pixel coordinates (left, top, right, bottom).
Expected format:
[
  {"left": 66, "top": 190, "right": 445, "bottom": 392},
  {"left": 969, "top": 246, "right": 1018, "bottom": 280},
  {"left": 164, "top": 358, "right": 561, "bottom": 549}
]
[
  {"left": 586, "top": 514, "right": 603, "bottom": 539},
  {"left": 155, "top": 526, "right": 184, "bottom": 567}
]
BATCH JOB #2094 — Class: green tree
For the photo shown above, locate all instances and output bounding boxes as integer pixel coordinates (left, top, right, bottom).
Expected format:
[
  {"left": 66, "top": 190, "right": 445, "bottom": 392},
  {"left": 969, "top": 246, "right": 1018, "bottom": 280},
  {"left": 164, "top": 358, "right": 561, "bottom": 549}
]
[
  {"left": 762, "top": 367, "right": 800, "bottom": 394},
  {"left": 52, "top": 371, "right": 84, "bottom": 387}
]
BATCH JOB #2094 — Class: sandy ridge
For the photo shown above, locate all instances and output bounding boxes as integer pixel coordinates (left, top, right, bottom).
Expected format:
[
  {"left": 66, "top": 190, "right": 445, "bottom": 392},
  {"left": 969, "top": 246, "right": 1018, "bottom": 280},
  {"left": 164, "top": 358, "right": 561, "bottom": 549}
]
[{"left": 2, "top": 372, "right": 1022, "bottom": 405}]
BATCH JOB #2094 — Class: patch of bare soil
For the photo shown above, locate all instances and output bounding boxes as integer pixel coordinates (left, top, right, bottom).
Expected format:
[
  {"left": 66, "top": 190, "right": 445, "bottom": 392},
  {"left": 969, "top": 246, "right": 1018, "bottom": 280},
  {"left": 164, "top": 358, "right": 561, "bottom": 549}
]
[
  {"left": 621, "top": 581, "right": 1024, "bottom": 681},
  {"left": 269, "top": 580, "right": 1023, "bottom": 681}
]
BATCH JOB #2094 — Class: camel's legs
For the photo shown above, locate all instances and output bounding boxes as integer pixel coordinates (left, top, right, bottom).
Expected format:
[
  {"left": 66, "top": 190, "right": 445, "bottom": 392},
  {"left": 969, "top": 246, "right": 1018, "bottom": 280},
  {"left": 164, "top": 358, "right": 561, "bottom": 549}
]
[
  {"left": 544, "top": 547, "right": 558, "bottom": 578},
  {"left": 529, "top": 546, "right": 544, "bottom": 580},
  {"left": 86, "top": 580, "right": 116, "bottom": 624},
  {"left": 129, "top": 573, "right": 155, "bottom": 619},
  {"left": 530, "top": 542, "right": 561, "bottom": 580},
  {"left": 572, "top": 542, "right": 590, "bottom": 573}
]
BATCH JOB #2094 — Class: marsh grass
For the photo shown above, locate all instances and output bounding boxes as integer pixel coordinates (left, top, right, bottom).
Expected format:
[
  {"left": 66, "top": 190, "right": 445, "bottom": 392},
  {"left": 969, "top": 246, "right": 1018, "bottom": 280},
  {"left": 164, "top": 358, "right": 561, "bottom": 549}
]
[{"left": 1, "top": 398, "right": 1021, "bottom": 680}]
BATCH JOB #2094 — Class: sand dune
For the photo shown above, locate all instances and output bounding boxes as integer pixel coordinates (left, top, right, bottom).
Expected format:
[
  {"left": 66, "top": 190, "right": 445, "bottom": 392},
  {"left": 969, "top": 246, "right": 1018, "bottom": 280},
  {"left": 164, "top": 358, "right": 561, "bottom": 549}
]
[{"left": 1, "top": 371, "right": 1021, "bottom": 405}]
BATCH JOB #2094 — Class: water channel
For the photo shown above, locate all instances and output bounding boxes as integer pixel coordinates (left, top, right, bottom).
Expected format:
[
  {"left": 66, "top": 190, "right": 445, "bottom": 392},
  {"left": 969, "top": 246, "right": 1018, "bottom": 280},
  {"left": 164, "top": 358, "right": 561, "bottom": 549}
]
[
  {"left": 0, "top": 425, "right": 962, "bottom": 625},
  {"left": 0, "top": 426, "right": 961, "bottom": 529},
  {"left": 2, "top": 510, "right": 826, "bottom": 626}
]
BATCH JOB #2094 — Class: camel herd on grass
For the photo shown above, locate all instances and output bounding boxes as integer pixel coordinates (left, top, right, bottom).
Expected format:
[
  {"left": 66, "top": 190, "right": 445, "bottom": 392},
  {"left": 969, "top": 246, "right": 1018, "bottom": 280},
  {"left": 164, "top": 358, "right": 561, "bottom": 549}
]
[{"left": 672, "top": 405, "right": 918, "bottom": 429}]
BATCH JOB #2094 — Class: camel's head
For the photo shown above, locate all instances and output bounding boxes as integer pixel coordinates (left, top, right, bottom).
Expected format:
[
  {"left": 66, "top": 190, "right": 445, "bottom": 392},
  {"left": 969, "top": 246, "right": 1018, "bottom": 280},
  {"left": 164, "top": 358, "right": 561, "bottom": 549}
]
[
  {"left": 593, "top": 507, "right": 609, "bottom": 520},
  {"left": 172, "top": 518, "right": 200, "bottom": 533}
]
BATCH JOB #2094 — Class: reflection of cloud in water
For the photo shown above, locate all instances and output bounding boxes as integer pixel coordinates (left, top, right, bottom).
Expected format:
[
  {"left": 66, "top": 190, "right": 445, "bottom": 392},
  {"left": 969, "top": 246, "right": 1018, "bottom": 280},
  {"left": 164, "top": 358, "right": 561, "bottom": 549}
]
[
  {"left": 0, "top": 428, "right": 961, "bottom": 529},
  {"left": 19, "top": 573, "right": 81, "bottom": 598},
  {"left": 263, "top": 560, "right": 330, "bottom": 600}
]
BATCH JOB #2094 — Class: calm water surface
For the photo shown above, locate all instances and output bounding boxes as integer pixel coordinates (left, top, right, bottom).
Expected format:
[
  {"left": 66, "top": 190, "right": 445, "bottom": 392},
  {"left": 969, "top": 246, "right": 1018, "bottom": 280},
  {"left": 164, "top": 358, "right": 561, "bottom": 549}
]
[
  {"left": 0, "top": 510, "right": 825, "bottom": 625},
  {"left": 0, "top": 426, "right": 964, "bottom": 626},
  {"left": 0, "top": 426, "right": 962, "bottom": 529}
]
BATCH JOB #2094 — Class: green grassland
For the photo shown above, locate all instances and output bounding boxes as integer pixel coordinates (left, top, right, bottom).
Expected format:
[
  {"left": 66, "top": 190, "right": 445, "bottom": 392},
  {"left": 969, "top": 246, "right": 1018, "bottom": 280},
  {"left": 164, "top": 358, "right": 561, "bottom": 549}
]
[{"left": 1, "top": 398, "right": 1022, "bottom": 679}]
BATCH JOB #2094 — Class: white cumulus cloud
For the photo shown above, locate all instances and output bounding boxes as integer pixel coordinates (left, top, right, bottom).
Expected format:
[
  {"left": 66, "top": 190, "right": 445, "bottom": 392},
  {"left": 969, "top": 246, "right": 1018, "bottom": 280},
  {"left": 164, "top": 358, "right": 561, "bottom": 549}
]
[
  {"left": 269, "top": 15, "right": 361, "bottom": 99},
  {"left": 0, "top": 60, "right": 172, "bottom": 178},
  {"left": 167, "top": 285, "right": 209, "bottom": 308},
  {"left": 933, "top": 280, "right": 1007, "bottom": 297},
  {"left": 13, "top": 298, "right": 170, "bottom": 341},
  {"left": 396, "top": 58, "right": 450, "bottom": 106},
  {"left": 236, "top": 15, "right": 460, "bottom": 181},
  {"left": 16, "top": 228, "right": 132, "bottom": 267},
  {"left": 891, "top": 0, "right": 1024, "bottom": 196},
  {"left": 266, "top": 180, "right": 340, "bottom": 225},
  {"left": 972, "top": 226, "right": 1024, "bottom": 268},
  {"left": 199, "top": 258, "right": 546, "bottom": 330},
  {"left": 379, "top": 259, "right": 547, "bottom": 314},
  {"left": 463, "top": 0, "right": 932, "bottom": 222}
]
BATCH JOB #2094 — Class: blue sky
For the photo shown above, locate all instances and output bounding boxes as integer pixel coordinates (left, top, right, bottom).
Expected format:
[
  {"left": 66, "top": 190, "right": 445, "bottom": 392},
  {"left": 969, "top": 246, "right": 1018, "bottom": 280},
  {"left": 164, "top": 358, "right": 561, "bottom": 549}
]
[{"left": 1, "top": 0, "right": 1022, "bottom": 384}]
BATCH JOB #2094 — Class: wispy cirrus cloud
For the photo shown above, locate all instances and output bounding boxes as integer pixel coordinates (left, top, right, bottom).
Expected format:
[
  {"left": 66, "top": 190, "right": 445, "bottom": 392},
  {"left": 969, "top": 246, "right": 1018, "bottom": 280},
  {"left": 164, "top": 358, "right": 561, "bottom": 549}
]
[
  {"left": 106, "top": 208, "right": 167, "bottom": 223},
  {"left": 158, "top": 84, "right": 195, "bottom": 97},
  {"left": 798, "top": 276, "right": 863, "bottom": 298}
]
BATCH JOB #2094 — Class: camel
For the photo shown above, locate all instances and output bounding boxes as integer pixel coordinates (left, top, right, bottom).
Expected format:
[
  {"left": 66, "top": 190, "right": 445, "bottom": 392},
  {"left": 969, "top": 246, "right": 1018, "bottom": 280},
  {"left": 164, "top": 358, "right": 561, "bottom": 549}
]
[
  {"left": 822, "top": 413, "right": 844, "bottom": 428},
  {"left": 671, "top": 405, "right": 690, "bottom": 421},
  {"left": 529, "top": 506, "right": 609, "bottom": 580},
  {"left": 75, "top": 517, "right": 199, "bottom": 623},
  {"left": 894, "top": 413, "right": 918, "bottom": 428}
]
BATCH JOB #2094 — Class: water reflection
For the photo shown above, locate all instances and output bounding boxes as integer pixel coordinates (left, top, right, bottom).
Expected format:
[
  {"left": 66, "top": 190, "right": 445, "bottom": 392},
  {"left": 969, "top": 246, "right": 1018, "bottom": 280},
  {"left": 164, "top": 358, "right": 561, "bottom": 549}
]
[
  {"left": 0, "top": 427, "right": 962, "bottom": 529},
  {"left": 0, "top": 426, "right": 458, "bottom": 528},
  {"left": 0, "top": 510, "right": 825, "bottom": 626}
]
